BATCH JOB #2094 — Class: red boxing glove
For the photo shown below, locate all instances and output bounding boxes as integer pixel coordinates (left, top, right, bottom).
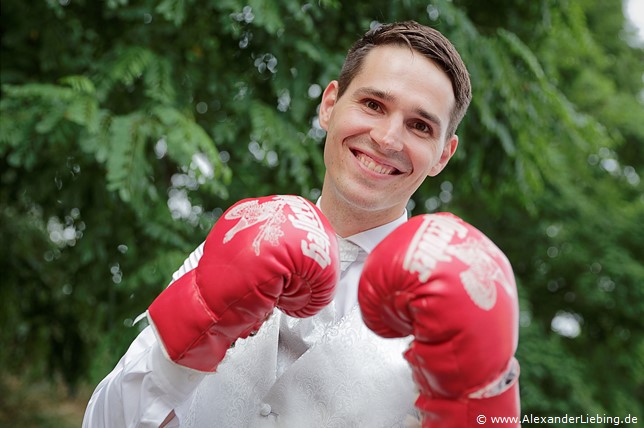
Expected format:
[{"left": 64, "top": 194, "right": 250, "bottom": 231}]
[
  {"left": 359, "top": 213, "right": 520, "bottom": 427},
  {"left": 148, "top": 195, "right": 340, "bottom": 372}
]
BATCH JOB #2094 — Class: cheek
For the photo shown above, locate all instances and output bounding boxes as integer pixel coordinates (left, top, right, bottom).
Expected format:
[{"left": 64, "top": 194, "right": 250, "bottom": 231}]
[
  {"left": 332, "top": 107, "right": 375, "bottom": 137},
  {"left": 322, "top": 141, "right": 334, "bottom": 166},
  {"left": 323, "top": 131, "right": 345, "bottom": 169},
  {"left": 410, "top": 144, "right": 441, "bottom": 176}
]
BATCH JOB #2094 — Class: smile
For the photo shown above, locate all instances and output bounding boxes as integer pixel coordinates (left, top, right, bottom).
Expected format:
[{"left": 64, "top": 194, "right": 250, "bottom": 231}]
[{"left": 354, "top": 151, "right": 400, "bottom": 175}]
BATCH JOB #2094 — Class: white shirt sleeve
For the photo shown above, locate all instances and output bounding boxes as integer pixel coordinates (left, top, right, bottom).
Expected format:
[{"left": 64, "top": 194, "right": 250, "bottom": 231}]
[
  {"left": 168, "top": 243, "right": 204, "bottom": 284},
  {"left": 82, "top": 243, "right": 207, "bottom": 428}
]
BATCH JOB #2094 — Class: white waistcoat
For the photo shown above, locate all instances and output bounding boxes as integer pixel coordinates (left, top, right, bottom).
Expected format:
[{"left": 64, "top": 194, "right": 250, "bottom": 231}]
[{"left": 179, "top": 304, "right": 419, "bottom": 427}]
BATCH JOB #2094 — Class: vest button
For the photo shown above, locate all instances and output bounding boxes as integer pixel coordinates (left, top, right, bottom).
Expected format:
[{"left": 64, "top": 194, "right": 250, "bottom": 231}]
[{"left": 259, "top": 403, "right": 272, "bottom": 417}]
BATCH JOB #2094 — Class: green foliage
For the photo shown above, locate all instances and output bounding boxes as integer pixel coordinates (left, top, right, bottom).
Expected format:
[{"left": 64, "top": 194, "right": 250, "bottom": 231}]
[{"left": 1, "top": 0, "right": 642, "bottom": 421}]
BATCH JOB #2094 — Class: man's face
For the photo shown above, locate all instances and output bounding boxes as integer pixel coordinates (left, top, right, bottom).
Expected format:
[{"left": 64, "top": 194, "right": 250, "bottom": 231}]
[{"left": 319, "top": 45, "right": 458, "bottom": 228}]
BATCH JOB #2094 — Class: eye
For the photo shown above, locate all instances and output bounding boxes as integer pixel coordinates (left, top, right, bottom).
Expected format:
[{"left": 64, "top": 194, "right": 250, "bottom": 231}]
[
  {"left": 364, "top": 99, "right": 382, "bottom": 112},
  {"left": 411, "top": 121, "right": 432, "bottom": 135}
]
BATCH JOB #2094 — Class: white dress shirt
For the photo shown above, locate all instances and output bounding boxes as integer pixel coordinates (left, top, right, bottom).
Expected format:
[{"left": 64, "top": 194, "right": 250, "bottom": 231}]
[{"left": 82, "top": 210, "right": 409, "bottom": 428}]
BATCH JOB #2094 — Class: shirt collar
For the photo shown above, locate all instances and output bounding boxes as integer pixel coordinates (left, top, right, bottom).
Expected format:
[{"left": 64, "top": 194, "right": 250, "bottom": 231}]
[
  {"left": 315, "top": 197, "right": 408, "bottom": 254},
  {"left": 346, "top": 210, "right": 408, "bottom": 254}
]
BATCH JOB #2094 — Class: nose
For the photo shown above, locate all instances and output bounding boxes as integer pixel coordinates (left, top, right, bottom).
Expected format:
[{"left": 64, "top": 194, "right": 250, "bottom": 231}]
[{"left": 371, "top": 116, "right": 404, "bottom": 152}]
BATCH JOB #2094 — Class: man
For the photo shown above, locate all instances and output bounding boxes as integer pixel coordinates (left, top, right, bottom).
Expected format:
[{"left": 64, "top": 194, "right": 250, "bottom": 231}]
[{"left": 84, "top": 21, "right": 517, "bottom": 427}]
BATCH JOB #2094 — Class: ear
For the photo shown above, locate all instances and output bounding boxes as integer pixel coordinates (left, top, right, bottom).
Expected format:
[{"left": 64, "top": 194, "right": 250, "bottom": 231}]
[
  {"left": 319, "top": 81, "right": 339, "bottom": 131},
  {"left": 428, "top": 134, "right": 459, "bottom": 177}
]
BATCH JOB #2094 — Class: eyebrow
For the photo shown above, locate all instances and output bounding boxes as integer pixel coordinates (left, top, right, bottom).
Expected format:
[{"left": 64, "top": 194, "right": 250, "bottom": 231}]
[{"left": 353, "top": 86, "right": 444, "bottom": 133}]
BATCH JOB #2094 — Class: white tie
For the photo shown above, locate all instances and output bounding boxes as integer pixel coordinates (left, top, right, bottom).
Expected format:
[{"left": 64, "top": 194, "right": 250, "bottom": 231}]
[{"left": 338, "top": 237, "right": 361, "bottom": 272}]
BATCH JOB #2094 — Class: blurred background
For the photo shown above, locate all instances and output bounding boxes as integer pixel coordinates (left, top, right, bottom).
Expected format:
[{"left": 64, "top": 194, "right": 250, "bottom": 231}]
[{"left": 1, "top": 0, "right": 643, "bottom": 426}]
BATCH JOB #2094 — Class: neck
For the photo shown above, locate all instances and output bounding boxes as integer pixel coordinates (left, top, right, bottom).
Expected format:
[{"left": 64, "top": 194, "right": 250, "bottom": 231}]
[{"left": 319, "top": 192, "right": 404, "bottom": 238}]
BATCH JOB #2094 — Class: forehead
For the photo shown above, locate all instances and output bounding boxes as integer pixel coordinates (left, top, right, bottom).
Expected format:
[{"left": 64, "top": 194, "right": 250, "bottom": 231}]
[
  {"left": 348, "top": 45, "right": 454, "bottom": 100},
  {"left": 353, "top": 44, "right": 454, "bottom": 96}
]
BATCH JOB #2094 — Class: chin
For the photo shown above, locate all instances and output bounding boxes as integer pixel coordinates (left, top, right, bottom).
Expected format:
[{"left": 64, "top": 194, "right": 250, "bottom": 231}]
[{"left": 344, "top": 190, "right": 398, "bottom": 214}]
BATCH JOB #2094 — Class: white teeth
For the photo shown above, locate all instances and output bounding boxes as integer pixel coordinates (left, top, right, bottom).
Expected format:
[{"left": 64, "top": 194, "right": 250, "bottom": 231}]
[{"left": 356, "top": 153, "right": 396, "bottom": 175}]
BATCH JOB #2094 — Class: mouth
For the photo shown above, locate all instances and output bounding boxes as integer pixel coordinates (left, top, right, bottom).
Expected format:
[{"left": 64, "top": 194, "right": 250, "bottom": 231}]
[{"left": 353, "top": 150, "right": 401, "bottom": 175}]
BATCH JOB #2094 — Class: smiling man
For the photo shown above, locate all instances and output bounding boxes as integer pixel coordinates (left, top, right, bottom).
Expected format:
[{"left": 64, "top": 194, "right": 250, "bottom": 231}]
[
  {"left": 319, "top": 41, "right": 461, "bottom": 237},
  {"left": 83, "top": 21, "right": 509, "bottom": 428}
]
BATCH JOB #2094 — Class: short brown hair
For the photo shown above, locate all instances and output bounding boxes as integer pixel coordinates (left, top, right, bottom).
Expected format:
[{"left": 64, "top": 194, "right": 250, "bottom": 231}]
[{"left": 337, "top": 21, "right": 472, "bottom": 138}]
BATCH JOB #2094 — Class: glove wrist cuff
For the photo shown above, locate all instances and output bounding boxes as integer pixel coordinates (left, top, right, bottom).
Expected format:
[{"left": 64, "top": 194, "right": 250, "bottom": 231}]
[
  {"left": 468, "top": 357, "right": 520, "bottom": 399},
  {"left": 148, "top": 270, "right": 232, "bottom": 372}
]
